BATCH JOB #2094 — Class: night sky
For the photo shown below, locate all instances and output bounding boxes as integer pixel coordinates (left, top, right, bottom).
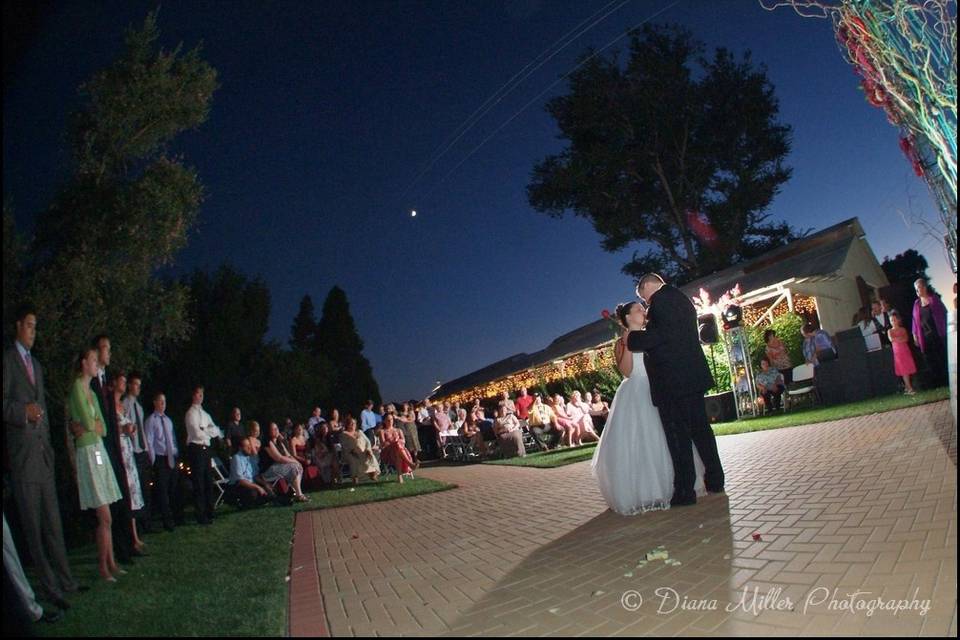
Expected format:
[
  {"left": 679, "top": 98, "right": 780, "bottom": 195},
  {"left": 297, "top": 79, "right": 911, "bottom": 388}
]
[{"left": 4, "top": 0, "right": 954, "bottom": 402}]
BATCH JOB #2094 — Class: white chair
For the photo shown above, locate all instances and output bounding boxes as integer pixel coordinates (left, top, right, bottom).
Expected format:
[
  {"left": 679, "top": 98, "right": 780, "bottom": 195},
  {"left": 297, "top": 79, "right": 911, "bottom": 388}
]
[
  {"left": 211, "top": 457, "right": 229, "bottom": 508},
  {"left": 785, "top": 363, "right": 817, "bottom": 411}
]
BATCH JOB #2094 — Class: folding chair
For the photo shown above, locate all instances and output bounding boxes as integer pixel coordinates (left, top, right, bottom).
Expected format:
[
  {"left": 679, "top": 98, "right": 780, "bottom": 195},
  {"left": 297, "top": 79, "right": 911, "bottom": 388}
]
[
  {"left": 211, "top": 457, "right": 229, "bottom": 509},
  {"left": 784, "top": 363, "right": 818, "bottom": 411}
]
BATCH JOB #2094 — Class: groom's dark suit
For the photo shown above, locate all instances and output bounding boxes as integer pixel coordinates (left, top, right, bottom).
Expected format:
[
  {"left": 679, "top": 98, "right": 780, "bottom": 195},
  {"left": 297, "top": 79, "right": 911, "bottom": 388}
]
[{"left": 627, "top": 284, "right": 725, "bottom": 502}]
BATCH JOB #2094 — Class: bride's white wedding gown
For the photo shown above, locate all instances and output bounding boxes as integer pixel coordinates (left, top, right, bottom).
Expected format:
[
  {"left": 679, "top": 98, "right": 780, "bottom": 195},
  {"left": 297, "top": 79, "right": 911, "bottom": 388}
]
[{"left": 591, "top": 351, "right": 705, "bottom": 515}]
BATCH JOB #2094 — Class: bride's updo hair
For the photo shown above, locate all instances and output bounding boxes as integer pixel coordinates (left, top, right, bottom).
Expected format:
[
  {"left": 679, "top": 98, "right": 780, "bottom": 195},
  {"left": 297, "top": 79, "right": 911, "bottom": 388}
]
[{"left": 615, "top": 301, "right": 638, "bottom": 328}]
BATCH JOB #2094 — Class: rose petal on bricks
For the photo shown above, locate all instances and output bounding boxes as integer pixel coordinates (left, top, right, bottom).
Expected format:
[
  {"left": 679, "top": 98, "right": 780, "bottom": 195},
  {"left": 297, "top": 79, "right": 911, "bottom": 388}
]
[{"left": 752, "top": 532, "right": 762, "bottom": 542}]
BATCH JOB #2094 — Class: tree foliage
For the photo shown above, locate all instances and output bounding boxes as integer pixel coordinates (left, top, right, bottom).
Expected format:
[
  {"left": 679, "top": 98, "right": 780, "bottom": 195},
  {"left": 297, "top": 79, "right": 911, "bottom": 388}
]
[
  {"left": 316, "top": 286, "right": 381, "bottom": 414},
  {"left": 25, "top": 11, "right": 218, "bottom": 406},
  {"left": 290, "top": 295, "right": 318, "bottom": 352},
  {"left": 881, "top": 249, "right": 929, "bottom": 286},
  {"left": 528, "top": 23, "right": 800, "bottom": 284}
]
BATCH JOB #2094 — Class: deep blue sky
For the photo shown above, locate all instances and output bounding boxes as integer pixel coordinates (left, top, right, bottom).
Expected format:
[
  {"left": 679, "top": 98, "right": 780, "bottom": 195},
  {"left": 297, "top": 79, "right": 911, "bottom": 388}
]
[{"left": 4, "top": 0, "right": 954, "bottom": 401}]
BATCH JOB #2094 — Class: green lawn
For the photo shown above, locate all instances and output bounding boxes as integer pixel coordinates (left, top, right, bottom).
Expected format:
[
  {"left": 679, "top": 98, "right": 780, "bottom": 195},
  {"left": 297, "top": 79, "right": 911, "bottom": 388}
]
[
  {"left": 35, "top": 475, "right": 453, "bottom": 637},
  {"left": 486, "top": 388, "right": 951, "bottom": 469}
]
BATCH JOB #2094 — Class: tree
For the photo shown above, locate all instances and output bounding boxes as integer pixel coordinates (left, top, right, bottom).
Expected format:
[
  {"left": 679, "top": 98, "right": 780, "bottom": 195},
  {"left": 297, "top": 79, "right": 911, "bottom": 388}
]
[
  {"left": 316, "top": 286, "right": 381, "bottom": 413},
  {"left": 24, "top": 11, "right": 218, "bottom": 408},
  {"left": 3, "top": 202, "right": 24, "bottom": 342},
  {"left": 528, "top": 23, "right": 800, "bottom": 284},
  {"left": 881, "top": 249, "right": 929, "bottom": 286},
  {"left": 290, "top": 295, "right": 318, "bottom": 352}
]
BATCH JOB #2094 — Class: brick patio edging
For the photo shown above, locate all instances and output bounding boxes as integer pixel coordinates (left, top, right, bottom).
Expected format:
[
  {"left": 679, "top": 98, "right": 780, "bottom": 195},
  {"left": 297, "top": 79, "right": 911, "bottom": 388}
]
[{"left": 289, "top": 511, "right": 329, "bottom": 637}]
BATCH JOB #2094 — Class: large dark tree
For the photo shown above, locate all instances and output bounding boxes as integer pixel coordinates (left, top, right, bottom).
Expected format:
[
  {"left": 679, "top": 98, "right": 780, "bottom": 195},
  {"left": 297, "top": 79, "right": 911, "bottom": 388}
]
[
  {"left": 24, "top": 11, "right": 218, "bottom": 405},
  {"left": 316, "top": 286, "right": 381, "bottom": 414},
  {"left": 290, "top": 295, "right": 318, "bottom": 352},
  {"left": 528, "top": 23, "right": 800, "bottom": 283},
  {"left": 3, "top": 203, "right": 24, "bottom": 342},
  {"left": 881, "top": 249, "right": 929, "bottom": 286}
]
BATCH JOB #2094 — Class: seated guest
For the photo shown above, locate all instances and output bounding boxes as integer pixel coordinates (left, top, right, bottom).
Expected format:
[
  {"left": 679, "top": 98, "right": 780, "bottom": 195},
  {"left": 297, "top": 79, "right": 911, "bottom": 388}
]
[
  {"left": 246, "top": 420, "right": 262, "bottom": 456},
  {"left": 379, "top": 415, "right": 416, "bottom": 483},
  {"left": 585, "top": 390, "right": 609, "bottom": 433},
  {"left": 493, "top": 406, "right": 525, "bottom": 458},
  {"left": 306, "top": 407, "right": 325, "bottom": 440},
  {"left": 224, "top": 437, "right": 271, "bottom": 509},
  {"left": 472, "top": 400, "right": 494, "bottom": 431},
  {"left": 339, "top": 418, "right": 380, "bottom": 484},
  {"left": 459, "top": 411, "right": 488, "bottom": 457},
  {"left": 290, "top": 424, "right": 321, "bottom": 490},
  {"left": 764, "top": 329, "right": 794, "bottom": 384},
  {"left": 802, "top": 322, "right": 836, "bottom": 366},
  {"left": 755, "top": 358, "right": 786, "bottom": 410},
  {"left": 311, "top": 423, "right": 337, "bottom": 485},
  {"left": 550, "top": 395, "right": 579, "bottom": 447},
  {"left": 888, "top": 310, "right": 917, "bottom": 395},
  {"left": 261, "top": 422, "right": 309, "bottom": 502},
  {"left": 566, "top": 392, "right": 599, "bottom": 444},
  {"left": 527, "top": 394, "right": 560, "bottom": 451}
]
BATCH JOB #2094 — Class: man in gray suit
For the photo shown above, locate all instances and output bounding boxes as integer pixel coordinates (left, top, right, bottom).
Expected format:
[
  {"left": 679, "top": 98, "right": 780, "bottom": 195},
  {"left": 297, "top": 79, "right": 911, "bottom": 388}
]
[{"left": 3, "top": 306, "right": 80, "bottom": 610}]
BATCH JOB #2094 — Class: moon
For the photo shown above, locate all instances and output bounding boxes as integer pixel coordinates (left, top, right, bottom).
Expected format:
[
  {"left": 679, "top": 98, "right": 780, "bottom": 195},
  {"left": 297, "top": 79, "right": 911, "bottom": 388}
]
[{"left": 410, "top": 210, "right": 417, "bottom": 217}]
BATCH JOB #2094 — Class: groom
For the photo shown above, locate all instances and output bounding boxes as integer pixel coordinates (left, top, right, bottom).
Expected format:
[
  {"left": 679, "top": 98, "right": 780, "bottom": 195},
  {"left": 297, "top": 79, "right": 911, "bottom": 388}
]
[{"left": 624, "top": 274, "right": 725, "bottom": 506}]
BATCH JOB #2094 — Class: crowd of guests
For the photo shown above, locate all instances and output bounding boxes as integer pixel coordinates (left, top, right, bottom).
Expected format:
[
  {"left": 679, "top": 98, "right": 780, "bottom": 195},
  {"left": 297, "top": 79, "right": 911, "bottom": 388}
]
[{"left": 751, "top": 277, "right": 951, "bottom": 413}]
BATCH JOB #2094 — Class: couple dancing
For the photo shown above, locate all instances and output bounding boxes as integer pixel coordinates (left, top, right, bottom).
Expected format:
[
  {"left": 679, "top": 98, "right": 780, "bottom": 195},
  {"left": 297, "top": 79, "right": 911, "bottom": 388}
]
[{"left": 591, "top": 274, "right": 725, "bottom": 515}]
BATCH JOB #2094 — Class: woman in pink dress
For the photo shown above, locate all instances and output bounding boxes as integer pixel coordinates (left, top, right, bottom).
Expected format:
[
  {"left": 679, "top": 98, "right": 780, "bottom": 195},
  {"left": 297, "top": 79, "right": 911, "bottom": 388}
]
[
  {"left": 379, "top": 414, "right": 416, "bottom": 482},
  {"left": 552, "top": 394, "right": 580, "bottom": 447},
  {"left": 888, "top": 311, "right": 917, "bottom": 395}
]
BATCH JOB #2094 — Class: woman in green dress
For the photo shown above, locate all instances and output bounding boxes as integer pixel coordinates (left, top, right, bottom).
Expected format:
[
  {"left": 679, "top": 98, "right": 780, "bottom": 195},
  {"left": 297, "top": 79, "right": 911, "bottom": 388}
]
[{"left": 67, "top": 347, "right": 123, "bottom": 582}]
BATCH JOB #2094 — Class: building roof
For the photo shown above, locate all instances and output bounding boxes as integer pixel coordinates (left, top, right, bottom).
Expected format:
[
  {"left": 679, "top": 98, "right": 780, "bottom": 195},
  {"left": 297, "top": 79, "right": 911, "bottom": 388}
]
[
  {"left": 679, "top": 217, "right": 863, "bottom": 299},
  {"left": 433, "top": 217, "right": 867, "bottom": 400}
]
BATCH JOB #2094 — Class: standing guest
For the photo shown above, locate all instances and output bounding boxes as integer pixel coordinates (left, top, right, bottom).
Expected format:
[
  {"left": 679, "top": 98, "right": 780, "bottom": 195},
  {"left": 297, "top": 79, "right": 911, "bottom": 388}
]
[
  {"left": 755, "top": 358, "right": 786, "bottom": 410},
  {"left": 872, "top": 301, "right": 892, "bottom": 347},
  {"left": 111, "top": 373, "right": 146, "bottom": 553},
  {"left": 802, "top": 323, "right": 837, "bottom": 366},
  {"left": 88, "top": 334, "right": 134, "bottom": 565},
  {"left": 67, "top": 348, "right": 123, "bottom": 582},
  {"left": 144, "top": 393, "right": 180, "bottom": 532},
  {"left": 224, "top": 437, "right": 271, "bottom": 509},
  {"left": 763, "top": 329, "right": 794, "bottom": 384},
  {"left": 857, "top": 306, "right": 883, "bottom": 352},
  {"left": 3, "top": 307, "right": 81, "bottom": 606},
  {"left": 224, "top": 407, "right": 245, "bottom": 454},
  {"left": 493, "top": 406, "right": 525, "bottom": 458},
  {"left": 4, "top": 512, "right": 65, "bottom": 625},
  {"left": 514, "top": 387, "right": 534, "bottom": 424},
  {"left": 416, "top": 400, "right": 433, "bottom": 428},
  {"left": 360, "top": 400, "right": 378, "bottom": 441},
  {"left": 398, "top": 402, "right": 422, "bottom": 463},
  {"left": 306, "top": 406, "right": 325, "bottom": 440},
  {"left": 262, "top": 422, "right": 309, "bottom": 502},
  {"left": 122, "top": 373, "right": 153, "bottom": 533},
  {"left": 455, "top": 404, "right": 467, "bottom": 430},
  {"left": 888, "top": 311, "right": 918, "bottom": 395},
  {"left": 912, "top": 278, "right": 948, "bottom": 388},
  {"left": 431, "top": 403, "right": 453, "bottom": 457},
  {"left": 185, "top": 385, "right": 222, "bottom": 525},
  {"left": 527, "top": 394, "right": 560, "bottom": 451},
  {"left": 552, "top": 394, "right": 581, "bottom": 447},
  {"left": 375, "top": 404, "right": 386, "bottom": 427},
  {"left": 588, "top": 390, "right": 610, "bottom": 425},
  {"left": 324, "top": 409, "right": 344, "bottom": 484},
  {"left": 281, "top": 418, "right": 294, "bottom": 441},
  {"left": 339, "top": 418, "right": 380, "bottom": 484},
  {"left": 379, "top": 414, "right": 416, "bottom": 482}
]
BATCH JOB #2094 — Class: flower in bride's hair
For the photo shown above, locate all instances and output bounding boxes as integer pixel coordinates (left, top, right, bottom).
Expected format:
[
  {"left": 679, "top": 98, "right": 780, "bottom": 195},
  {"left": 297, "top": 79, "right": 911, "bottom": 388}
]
[{"left": 601, "top": 309, "right": 611, "bottom": 319}]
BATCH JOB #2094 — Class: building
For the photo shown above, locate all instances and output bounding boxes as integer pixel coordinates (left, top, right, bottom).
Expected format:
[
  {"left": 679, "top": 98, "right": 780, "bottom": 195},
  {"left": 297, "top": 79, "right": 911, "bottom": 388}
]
[{"left": 432, "top": 217, "right": 888, "bottom": 404}]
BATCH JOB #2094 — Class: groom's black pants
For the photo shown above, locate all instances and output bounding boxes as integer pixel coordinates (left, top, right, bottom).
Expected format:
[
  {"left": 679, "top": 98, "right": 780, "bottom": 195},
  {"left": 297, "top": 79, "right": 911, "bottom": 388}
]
[{"left": 659, "top": 393, "right": 725, "bottom": 500}]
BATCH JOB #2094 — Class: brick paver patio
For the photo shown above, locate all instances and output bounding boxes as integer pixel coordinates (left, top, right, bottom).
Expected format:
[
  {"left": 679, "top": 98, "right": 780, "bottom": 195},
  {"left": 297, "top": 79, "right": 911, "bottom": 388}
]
[{"left": 289, "top": 401, "right": 957, "bottom": 636}]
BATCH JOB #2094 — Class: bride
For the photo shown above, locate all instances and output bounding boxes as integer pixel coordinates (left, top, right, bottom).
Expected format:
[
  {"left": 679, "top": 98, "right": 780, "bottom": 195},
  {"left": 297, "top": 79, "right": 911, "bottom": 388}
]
[{"left": 591, "top": 301, "right": 704, "bottom": 515}]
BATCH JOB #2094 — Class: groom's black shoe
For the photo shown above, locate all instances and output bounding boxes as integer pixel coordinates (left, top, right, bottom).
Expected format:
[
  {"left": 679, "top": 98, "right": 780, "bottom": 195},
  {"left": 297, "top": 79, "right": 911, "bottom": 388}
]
[
  {"left": 706, "top": 485, "right": 725, "bottom": 494},
  {"left": 670, "top": 494, "right": 697, "bottom": 507}
]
